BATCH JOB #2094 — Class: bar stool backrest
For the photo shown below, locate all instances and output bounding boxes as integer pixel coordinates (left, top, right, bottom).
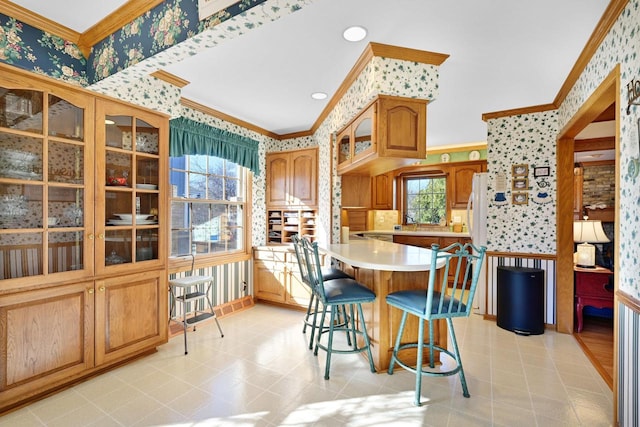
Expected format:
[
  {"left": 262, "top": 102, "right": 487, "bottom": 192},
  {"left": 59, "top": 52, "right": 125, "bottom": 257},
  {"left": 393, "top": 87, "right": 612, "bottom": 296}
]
[
  {"left": 427, "top": 242, "right": 486, "bottom": 319},
  {"left": 291, "top": 234, "right": 312, "bottom": 288},
  {"left": 300, "top": 237, "right": 329, "bottom": 304}
]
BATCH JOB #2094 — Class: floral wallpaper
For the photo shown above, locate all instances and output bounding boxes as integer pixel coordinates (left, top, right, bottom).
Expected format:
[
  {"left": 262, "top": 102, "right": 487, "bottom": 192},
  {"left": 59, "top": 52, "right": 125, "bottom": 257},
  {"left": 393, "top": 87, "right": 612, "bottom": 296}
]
[
  {"left": 0, "top": 15, "right": 87, "bottom": 85},
  {"left": 88, "top": 0, "right": 269, "bottom": 84},
  {"left": 556, "top": 0, "right": 640, "bottom": 297},
  {"left": 485, "top": 111, "right": 558, "bottom": 254},
  {"left": 88, "top": 0, "right": 313, "bottom": 98}
]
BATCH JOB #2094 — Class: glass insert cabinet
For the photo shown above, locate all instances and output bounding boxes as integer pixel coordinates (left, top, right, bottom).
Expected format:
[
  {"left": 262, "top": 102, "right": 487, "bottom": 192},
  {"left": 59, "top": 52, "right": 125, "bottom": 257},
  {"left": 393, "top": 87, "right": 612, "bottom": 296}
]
[
  {"left": 0, "top": 91, "right": 167, "bottom": 286},
  {"left": 0, "top": 65, "right": 169, "bottom": 413}
]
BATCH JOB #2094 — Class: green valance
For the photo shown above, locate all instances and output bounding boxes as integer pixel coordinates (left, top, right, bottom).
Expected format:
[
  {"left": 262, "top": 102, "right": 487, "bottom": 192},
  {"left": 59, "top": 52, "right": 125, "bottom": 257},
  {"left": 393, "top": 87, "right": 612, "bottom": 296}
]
[{"left": 169, "top": 117, "right": 260, "bottom": 175}]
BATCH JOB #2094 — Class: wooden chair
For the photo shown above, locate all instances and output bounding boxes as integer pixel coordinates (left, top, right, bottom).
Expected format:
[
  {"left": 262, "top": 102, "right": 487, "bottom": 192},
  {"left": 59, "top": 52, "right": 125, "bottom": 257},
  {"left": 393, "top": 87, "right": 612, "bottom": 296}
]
[{"left": 386, "top": 242, "right": 486, "bottom": 406}]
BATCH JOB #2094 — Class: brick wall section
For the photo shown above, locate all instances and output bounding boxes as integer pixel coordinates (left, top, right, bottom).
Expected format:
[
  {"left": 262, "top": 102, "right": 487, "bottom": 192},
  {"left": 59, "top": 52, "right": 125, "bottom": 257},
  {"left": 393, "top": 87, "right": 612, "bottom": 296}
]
[{"left": 582, "top": 164, "right": 615, "bottom": 206}]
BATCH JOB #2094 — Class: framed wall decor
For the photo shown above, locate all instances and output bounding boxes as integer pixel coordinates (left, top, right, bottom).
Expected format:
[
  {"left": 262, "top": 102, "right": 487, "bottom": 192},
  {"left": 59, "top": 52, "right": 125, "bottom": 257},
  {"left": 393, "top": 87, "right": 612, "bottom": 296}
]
[
  {"left": 512, "top": 164, "right": 528, "bottom": 176},
  {"left": 534, "top": 166, "right": 550, "bottom": 177},
  {"left": 512, "top": 192, "right": 528, "bottom": 205},
  {"left": 512, "top": 177, "right": 528, "bottom": 190}
]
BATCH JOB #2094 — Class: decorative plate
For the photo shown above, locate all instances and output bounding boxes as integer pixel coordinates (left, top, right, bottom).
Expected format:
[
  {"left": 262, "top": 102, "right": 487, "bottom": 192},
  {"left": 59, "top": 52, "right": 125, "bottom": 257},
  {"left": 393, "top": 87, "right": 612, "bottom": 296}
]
[{"left": 469, "top": 150, "right": 480, "bottom": 160}]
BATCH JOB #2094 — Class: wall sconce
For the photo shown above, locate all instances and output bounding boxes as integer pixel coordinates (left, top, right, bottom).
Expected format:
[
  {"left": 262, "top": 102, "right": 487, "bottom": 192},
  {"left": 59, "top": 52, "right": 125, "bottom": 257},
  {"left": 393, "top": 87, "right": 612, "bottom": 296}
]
[{"left": 573, "top": 220, "right": 610, "bottom": 268}]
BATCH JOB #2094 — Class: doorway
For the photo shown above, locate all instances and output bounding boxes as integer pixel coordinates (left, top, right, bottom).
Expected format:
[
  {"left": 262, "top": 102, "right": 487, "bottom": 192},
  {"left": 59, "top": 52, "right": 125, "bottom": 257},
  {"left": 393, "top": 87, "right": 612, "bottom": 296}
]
[{"left": 556, "top": 66, "right": 619, "bottom": 392}]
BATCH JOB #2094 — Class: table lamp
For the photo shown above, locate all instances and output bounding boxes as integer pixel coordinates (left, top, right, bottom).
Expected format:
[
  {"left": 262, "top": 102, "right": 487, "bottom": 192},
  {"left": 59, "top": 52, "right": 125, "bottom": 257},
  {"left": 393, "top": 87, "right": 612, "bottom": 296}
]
[{"left": 573, "top": 219, "right": 610, "bottom": 268}]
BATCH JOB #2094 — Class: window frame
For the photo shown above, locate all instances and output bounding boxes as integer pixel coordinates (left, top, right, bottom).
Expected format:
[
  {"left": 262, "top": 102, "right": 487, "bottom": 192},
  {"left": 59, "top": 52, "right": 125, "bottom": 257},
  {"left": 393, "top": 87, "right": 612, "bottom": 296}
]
[
  {"left": 399, "top": 169, "right": 448, "bottom": 226},
  {"left": 168, "top": 154, "right": 252, "bottom": 270}
]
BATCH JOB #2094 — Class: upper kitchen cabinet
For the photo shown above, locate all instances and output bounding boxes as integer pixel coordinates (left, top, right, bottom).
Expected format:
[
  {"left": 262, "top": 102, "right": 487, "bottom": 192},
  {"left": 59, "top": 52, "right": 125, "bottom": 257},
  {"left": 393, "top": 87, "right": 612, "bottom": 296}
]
[
  {"left": 266, "top": 148, "right": 317, "bottom": 207},
  {"left": 336, "top": 95, "right": 427, "bottom": 176},
  {"left": 448, "top": 161, "right": 486, "bottom": 209}
]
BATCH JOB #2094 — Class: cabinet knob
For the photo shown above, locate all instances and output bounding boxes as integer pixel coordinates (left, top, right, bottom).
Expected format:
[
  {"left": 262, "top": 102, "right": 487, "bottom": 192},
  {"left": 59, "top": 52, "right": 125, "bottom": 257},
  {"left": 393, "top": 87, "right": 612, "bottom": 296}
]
[
  {"left": 99, "top": 233, "right": 105, "bottom": 239},
  {"left": 88, "top": 234, "right": 94, "bottom": 240},
  {"left": 87, "top": 288, "right": 94, "bottom": 294},
  {"left": 99, "top": 286, "right": 106, "bottom": 292}
]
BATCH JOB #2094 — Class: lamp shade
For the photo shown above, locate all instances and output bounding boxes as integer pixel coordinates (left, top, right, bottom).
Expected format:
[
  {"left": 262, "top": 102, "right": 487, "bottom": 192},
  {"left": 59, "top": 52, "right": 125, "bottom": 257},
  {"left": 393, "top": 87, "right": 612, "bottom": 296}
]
[
  {"left": 573, "top": 220, "right": 609, "bottom": 268},
  {"left": 573, "top": 220, "right": 610, "bottom": 243}
]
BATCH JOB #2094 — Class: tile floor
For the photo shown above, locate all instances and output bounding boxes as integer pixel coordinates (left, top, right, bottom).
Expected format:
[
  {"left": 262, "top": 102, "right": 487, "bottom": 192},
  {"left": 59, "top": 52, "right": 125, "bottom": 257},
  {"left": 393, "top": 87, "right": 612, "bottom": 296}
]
[{"left": 0, "top": 304, "right": 613, "bottom": 426}]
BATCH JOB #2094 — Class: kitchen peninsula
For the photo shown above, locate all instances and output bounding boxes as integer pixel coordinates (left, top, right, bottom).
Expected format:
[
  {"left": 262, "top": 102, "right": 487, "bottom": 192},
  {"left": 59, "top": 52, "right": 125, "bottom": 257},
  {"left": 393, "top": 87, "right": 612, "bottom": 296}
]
[{"left": 321, "top": 238, "right": 446, "bottom": 371}]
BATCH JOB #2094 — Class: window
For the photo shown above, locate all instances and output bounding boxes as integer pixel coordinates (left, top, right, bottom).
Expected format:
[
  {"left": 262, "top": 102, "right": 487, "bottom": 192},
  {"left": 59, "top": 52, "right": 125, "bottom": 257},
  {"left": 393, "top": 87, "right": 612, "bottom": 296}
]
[
  {"left": 403, "top": 174, "right": 446, "bottom": 225},
  {"left": 170, "top": 155, "right": 248, "bottom": 257}
]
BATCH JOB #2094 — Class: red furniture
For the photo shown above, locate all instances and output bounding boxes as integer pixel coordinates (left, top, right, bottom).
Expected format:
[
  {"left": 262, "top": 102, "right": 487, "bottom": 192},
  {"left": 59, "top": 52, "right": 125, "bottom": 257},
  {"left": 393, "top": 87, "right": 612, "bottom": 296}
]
[{"left": 574, "top": 265, "right": 614, "bottom": 332}]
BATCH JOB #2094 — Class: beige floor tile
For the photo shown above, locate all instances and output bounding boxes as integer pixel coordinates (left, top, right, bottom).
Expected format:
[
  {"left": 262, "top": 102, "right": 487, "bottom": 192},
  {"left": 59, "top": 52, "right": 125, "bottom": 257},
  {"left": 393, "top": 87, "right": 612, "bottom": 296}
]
[{"left": 0, "top": 303, "right": 614, "bottom": 426}]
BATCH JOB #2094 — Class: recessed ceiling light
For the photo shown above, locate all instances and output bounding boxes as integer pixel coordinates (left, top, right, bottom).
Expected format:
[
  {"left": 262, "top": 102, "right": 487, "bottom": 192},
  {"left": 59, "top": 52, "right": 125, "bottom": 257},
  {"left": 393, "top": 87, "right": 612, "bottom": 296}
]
[
  {"left": 311, "top": 92, "right": 328, "bottom": 100},
  {"left": 343, "top": 25, "right": 367, "bottom": 42}
]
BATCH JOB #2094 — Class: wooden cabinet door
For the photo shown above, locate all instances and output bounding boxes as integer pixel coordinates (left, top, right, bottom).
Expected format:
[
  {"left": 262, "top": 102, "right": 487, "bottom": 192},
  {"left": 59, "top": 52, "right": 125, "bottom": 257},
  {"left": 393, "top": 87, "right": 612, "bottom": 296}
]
[
  {"left": 0, "top": 282, "right": 94, "bottom": 411},
  {"left": 266, "top": 152, "right": 289, "bottom": 206},
  {"left": 290, "top": 148, "right": 317, "bottom": 207},
  {"left": 450, "top": 164, "right": 482, "bottom": 208},
  {"left": 286, "top": 267, "right": 312, "bottom": 307},
  {"left": 378, "top": 97, "right": 426, "bottom": 159},
  {"left": 254, "top": 261, "right": 286, "bottom": 303},
  {"left": 372, "top": 172, "right": 393, "bottom": 209},
  {"left": 94, "top": 270, "right": 167, "bottom": 366}
]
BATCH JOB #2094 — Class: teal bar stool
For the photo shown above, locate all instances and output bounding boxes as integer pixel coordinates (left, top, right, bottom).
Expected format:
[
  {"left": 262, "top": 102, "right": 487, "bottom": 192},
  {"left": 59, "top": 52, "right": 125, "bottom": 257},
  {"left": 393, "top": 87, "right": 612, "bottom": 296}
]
[
  {"left": 300, "top": 237, "right": 376, "bottom": 380},
  {"left": 386, "top": 242, "right": 486, "bottom": 406},
  {"left": 291, "top": 234, "right": 353, "bottom": 349}
]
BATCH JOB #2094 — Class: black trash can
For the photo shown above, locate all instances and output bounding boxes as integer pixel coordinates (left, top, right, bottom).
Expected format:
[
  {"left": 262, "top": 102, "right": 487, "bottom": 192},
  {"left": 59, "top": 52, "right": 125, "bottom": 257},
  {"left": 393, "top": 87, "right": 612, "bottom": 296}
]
[{"left": 496, "top": 266, "right": 545, "bottom": 335}]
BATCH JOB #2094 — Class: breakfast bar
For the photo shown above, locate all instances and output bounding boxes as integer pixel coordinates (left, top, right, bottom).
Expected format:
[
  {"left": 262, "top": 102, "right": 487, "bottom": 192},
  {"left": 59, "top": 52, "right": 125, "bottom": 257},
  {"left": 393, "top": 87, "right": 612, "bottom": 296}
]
[{"left": 321, "top": 238, "right": 446, "bottom": 372}]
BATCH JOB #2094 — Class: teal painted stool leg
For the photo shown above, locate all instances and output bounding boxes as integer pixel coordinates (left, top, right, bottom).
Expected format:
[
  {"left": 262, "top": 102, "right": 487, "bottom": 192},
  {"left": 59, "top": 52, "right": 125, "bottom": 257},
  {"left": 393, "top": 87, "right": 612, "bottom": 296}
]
[
  {"left": 415, "top": 315, "right": 425, "bottom": 406},
  {"left": 357, "top": 303, "right": 376, "bottom": 373},
  {"left": 388, "top": 311, "right": 408, "bottom": 375},
  {"left": 447, "top": 317, "right": 470, "bottom": 398},
  {"left": 324, "top": 306, "right": 337, "bottom": 380}
]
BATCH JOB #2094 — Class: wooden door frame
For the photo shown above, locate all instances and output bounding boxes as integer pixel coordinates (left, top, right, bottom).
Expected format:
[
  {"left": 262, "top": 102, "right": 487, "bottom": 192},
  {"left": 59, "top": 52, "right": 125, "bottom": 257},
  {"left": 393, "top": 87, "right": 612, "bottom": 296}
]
[{"left": 556, "top": 64, "right": 619, "bottom": 418}]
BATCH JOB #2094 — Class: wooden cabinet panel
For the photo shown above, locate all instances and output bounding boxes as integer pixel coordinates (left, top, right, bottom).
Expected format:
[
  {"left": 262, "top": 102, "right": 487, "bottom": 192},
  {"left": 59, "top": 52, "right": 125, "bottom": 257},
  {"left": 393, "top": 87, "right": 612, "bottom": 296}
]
[
  {"left": 336, "top": 95, "right": 427, "bottom": 176},
  {"left": 253, "top": 247, "right": 323, "bottom": 309},
  {"left": 0, "top": 282, "right": 94, "bottom": 410},
  {"left": 393, "top": 235, "right": 440, "bottom": 249},
  {"left": 290, "top": 150, "right": 317, "bottom": 206},
  {"left": 254, "top": 261, "right": 287, "bottom": 303},
  {"left": 372, "top": 173, "right": 393, "bottom": 209},
  {"left": 94, "top": 270, "right": 167, "bottom": 366},
  {"left": 450, "top": 164, "right": 483, "bottom": 209},
  {"left": 378, "top": 97, "right": 425, "bottom": 158},
  {"left": 266, "top": 153, "right": 289, "bottom": 206},
  {"left": 266, "top": 148, "right": 317, "bottom": 207}
]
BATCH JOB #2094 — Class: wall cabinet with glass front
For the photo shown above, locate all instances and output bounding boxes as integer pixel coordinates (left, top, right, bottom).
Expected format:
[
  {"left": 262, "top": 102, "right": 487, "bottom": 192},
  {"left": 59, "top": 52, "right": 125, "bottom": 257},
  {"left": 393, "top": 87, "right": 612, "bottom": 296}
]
[
  {"left": 336, "top": 95, "right": 427, "bottom": 176},
  {"left": 0, "top": 65, "right": 168, "bottom": 413}
]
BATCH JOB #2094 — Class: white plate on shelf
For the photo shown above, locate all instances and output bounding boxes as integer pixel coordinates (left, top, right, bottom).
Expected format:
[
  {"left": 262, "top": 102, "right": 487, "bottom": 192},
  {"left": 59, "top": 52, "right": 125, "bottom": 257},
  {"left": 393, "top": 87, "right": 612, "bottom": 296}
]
[
  {"left": 136, "top": 184, "right": 158, "bottom": 190},
  {"left": 114, "top": 213, "right": 152, "bottom": 221},
  {"left": 108, "top": 219, "right": 132, "bottom": 225},
  {"left": 108, "top": 219, "right": 157, "bottom": 225}
]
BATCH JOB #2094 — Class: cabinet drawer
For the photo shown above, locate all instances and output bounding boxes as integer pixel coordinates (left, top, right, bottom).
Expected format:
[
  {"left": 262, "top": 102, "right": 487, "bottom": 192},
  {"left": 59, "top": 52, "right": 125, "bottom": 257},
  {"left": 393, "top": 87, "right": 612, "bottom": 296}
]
[{"left": 253, "top": 249, "right": 289, "bottom": 263}]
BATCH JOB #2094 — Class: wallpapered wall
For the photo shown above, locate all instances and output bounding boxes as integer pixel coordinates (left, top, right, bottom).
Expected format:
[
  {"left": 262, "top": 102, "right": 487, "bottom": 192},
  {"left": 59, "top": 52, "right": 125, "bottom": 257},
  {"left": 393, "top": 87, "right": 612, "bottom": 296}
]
[
  {"left": 486, "top": 111, "right": 558, "bottom": 254},
  {"left": 485, "top": 0, "right": 640, "bottom": 298},
  {"left": 557, "top": 0, "right": 640, "bottom": 298}
]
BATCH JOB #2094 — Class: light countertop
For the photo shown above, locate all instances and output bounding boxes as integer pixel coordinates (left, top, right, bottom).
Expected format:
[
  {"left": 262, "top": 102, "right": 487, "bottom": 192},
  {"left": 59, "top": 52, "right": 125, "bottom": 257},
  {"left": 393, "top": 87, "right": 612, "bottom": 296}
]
[{"left": 321, "top": 239, "right": 445, "bottom": 271}]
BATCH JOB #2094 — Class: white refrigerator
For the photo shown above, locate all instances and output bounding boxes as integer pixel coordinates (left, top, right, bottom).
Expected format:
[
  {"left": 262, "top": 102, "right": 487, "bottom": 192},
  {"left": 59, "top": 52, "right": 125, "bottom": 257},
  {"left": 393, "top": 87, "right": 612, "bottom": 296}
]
[{"left": 466, "top": 172, "right": 488, "bottom": 314}]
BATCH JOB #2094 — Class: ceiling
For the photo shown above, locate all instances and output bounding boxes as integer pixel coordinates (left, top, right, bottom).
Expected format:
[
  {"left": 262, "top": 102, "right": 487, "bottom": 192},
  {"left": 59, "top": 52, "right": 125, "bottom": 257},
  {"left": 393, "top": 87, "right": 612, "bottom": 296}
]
[{"left": 11, "top": 0, "right": 612, "bottom": 149}]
